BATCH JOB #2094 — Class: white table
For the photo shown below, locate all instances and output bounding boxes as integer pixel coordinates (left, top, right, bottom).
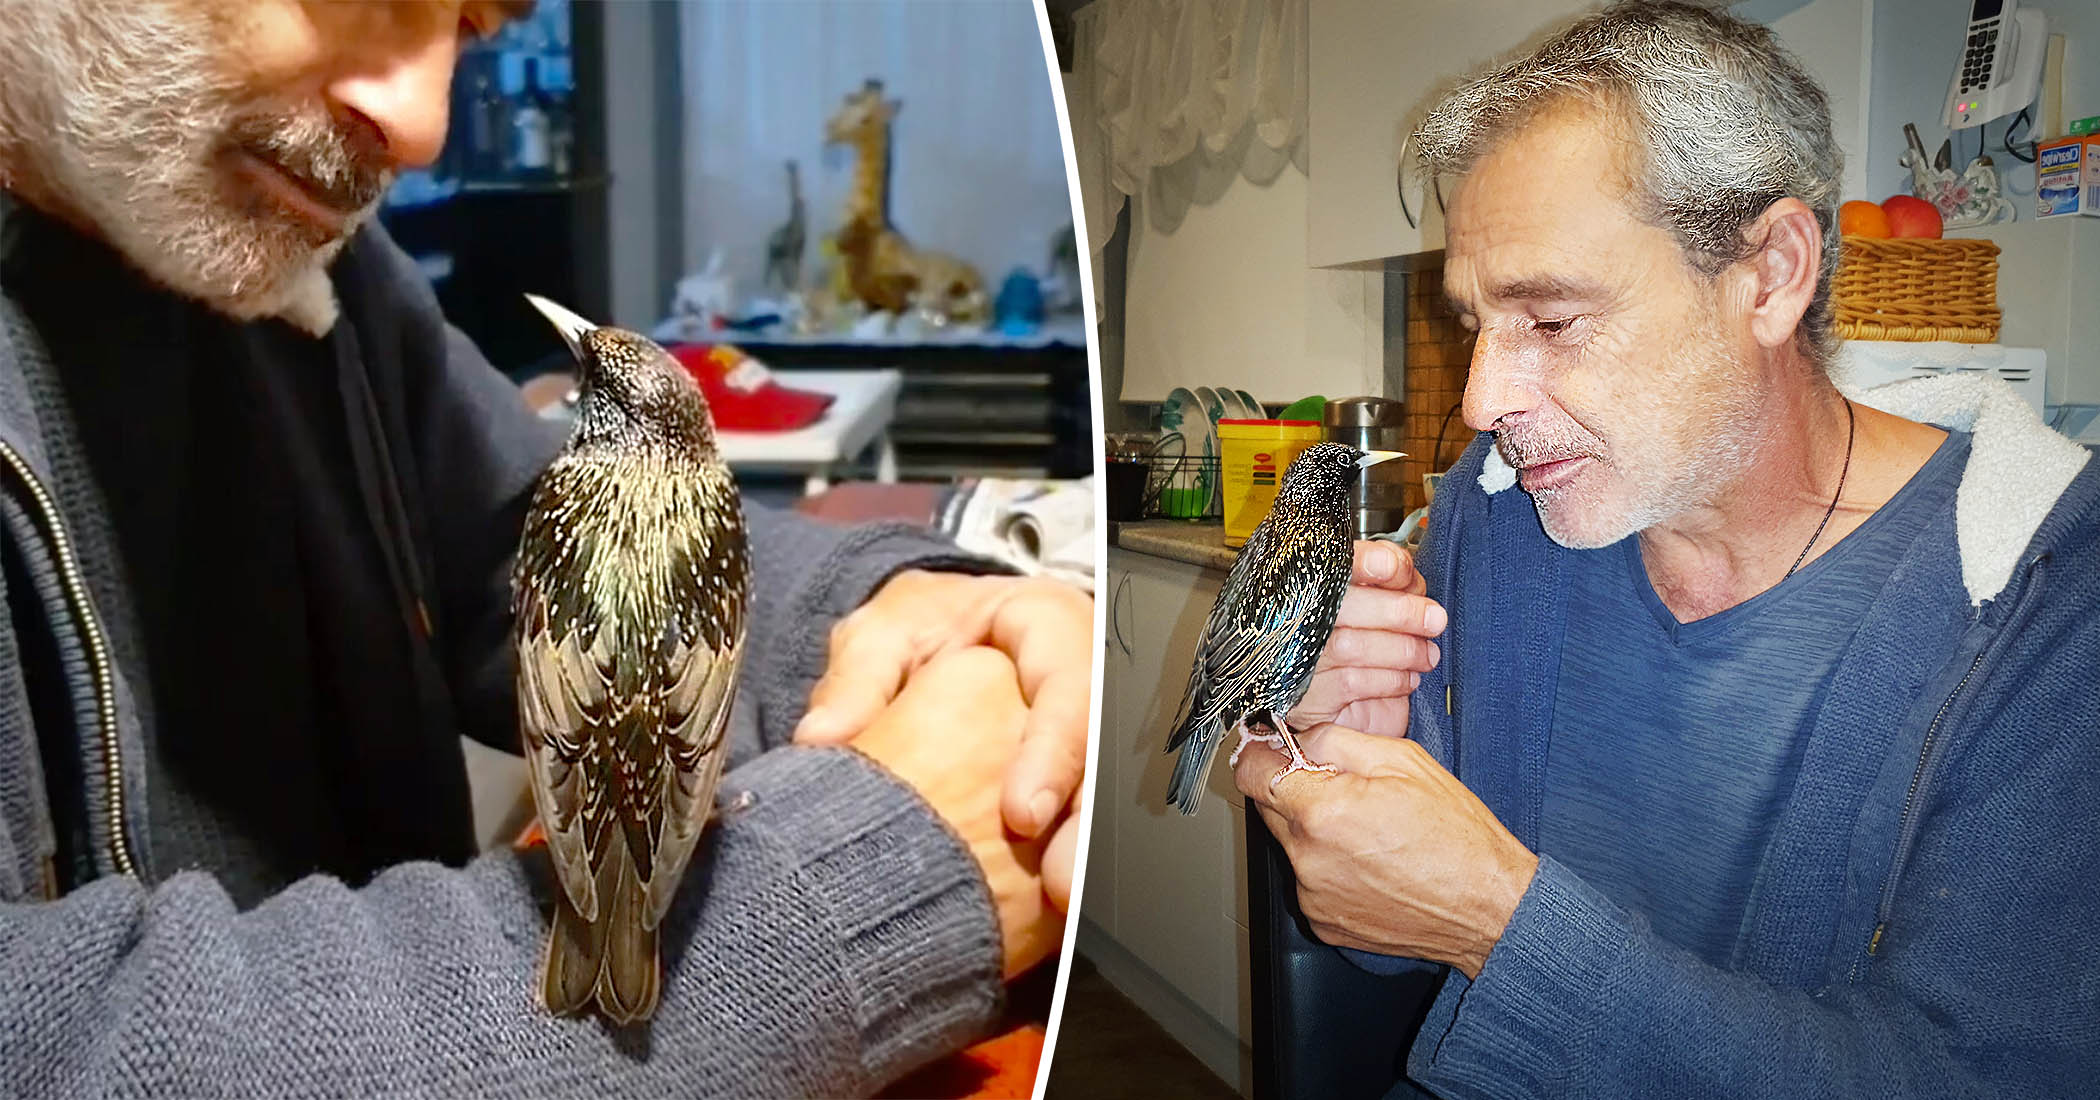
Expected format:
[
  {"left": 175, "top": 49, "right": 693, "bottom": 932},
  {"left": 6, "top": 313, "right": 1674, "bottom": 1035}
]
[{"left": 715, "top": 369, "right": 902, "bottom": 495}]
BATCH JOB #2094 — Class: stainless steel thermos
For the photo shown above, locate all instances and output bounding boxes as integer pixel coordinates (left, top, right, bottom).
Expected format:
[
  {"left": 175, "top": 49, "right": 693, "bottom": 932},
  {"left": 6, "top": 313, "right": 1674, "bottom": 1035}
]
[{"left": 1323, "top": 396, "right": 1408, "bottom": 538}]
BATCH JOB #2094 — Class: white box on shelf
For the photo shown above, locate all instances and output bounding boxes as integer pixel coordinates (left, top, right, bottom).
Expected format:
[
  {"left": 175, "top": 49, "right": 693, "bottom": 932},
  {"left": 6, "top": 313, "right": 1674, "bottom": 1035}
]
[{"left": 1833, "top": 341, "right": 2046, "bottom": 420}]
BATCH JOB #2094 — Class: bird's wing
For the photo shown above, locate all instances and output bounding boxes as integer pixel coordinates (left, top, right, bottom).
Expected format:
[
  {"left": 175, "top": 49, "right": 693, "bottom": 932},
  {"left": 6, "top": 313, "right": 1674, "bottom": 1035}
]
[
  {"left": 1166, "top": 517, "right": 1300, "bottom": 748},
  {"left": 641, "top": 493, "right": 751, "bottom": 929},
  {"left": 643, "top": 632, "right": 740, "bottom": 928},
  {"left": 516, "top": 584, "right": 613, "bottom": 924},
  {"left": 1194, "top": 519, "right": 1342, "bottom": 704}
]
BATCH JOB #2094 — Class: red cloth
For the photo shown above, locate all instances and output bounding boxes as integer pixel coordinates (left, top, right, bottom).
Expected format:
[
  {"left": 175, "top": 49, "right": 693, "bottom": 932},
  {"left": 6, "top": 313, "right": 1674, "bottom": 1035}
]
[
  {"left": 668, "top": 344, "right": 834, "bottom": 431},
  {"left": 880, "top": 1024, "right": 1045, "bottom": 1099}
]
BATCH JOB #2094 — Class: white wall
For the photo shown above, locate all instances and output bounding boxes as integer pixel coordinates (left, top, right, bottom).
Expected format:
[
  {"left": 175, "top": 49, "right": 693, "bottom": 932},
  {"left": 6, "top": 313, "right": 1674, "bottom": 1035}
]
[
  {"left": 1121, "top": 163, "right": 1383, "bottom": 404},
  {"left": 1755, "top": 0, "right": 1876, "bottom": 203},
  {"left": 602, "top": 2, "right": 666, "bottom": 329},
  {"left": 678, "top": 0, "right": 1071, "bottom": 301}
]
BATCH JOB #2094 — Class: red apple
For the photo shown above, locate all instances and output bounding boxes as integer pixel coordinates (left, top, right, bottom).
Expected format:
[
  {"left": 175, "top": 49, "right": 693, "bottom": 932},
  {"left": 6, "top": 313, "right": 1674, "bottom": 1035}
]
[{"left": 1881, "top": 195, "right": 1943, "bottom": 239}]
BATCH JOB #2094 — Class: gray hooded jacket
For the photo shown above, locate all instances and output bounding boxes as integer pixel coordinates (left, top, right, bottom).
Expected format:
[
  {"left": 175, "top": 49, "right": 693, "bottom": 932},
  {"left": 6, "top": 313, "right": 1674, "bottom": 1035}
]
[{"left": 0, "top": 196, "right": 1003, "bottom": 1097}]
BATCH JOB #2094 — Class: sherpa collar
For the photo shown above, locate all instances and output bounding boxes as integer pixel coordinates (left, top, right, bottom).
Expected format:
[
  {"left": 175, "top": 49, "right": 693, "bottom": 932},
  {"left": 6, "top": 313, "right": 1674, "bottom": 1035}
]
[{"left": 1475, "top": 374, "right": 2090, "bottom": 606}]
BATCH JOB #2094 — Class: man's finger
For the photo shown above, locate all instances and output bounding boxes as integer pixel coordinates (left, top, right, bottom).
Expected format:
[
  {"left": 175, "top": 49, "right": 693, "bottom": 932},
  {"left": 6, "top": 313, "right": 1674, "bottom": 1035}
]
[
  {"left": 992, "top": 585, "right": 1095, "bottom": 837},
  {"left": 1042, "top": 814, "right": 1077, "bottom": 914},
  {"left": 1317, "top": 627, "right": 1441, "bottom": 673},
  {"left": 1232, "top": 738, "right": 1288, "bottom": 809},
  {"left": 1298, "top": 723, "right": 1430, "bottom": 777},
  {"left": 1003, "top": 668, "right": 1092, "bottom": 835},
  {"left": 1232, "top": 737, "right": 1336, "bottom": 816},
  {"left": 1352, "top": 540, "right": 1424, "bottom": 595},
  {"left": 794, "top": 624, "right": 911, "bottom": 744},
  {"left": 1306, "top": 664, "right": 1418, "bottom": 706},
  {"left": 1334, "top": 585, "right": 1448, "bottom": 637}
]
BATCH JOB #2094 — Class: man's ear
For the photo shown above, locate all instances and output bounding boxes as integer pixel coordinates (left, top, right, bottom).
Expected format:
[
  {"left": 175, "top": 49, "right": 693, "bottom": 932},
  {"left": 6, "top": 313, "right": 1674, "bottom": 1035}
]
[{"left": 1742, "top": 197, "right": 1822, "bottom": 352}]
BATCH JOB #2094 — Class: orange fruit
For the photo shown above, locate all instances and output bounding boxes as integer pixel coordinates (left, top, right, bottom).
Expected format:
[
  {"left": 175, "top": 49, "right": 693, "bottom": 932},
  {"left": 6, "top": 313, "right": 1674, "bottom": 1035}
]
[
  {"left": 1839, "top": 200, "right": 1890, "bottom": 238},
  {"left": 1881, "top": 195, "right": 1943, "bottom": 239}
]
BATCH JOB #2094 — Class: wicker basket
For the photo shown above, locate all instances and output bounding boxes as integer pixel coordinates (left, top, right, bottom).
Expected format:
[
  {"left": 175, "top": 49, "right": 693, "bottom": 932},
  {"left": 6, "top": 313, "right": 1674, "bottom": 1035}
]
[{"left": 1831, "top": 237, "right": 2000, "bottom": 343}]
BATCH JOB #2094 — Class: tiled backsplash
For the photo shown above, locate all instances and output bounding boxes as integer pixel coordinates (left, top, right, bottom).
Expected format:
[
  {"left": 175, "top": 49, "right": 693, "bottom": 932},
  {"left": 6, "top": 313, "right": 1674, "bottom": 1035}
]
[{"left": 1398, "top": 263, "right": 1476, "bottom": 514}]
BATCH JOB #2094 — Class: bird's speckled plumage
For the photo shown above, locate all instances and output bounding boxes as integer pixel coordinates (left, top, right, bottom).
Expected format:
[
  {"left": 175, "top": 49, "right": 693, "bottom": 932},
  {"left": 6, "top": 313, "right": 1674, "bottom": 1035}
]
[
  {"left": 1164, "top": 443, "right": 1369, "bottom": 814},
  {"left": 512, "top": 307, "right": 750, "bottom": 1024}
]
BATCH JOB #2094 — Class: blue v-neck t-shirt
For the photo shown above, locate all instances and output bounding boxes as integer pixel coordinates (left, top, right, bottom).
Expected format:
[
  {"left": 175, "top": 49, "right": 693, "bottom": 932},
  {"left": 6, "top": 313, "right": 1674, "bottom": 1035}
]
[{"left": 1541, "top": 429, "right": 1971, "bottom": 964}]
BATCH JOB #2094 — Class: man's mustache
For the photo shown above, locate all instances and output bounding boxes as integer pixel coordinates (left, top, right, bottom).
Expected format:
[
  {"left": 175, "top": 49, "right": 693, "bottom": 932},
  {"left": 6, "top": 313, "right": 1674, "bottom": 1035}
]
[
  {"left": 1494, "top": 428, "right": 1602, "bottom": 469},
  {"left": 227, "top": 111, "right": 390, "bottom": 214}
]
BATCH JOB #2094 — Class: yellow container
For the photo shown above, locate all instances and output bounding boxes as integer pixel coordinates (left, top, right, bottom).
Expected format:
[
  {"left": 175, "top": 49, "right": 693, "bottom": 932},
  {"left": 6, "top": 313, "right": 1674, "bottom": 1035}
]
[{"left": 1218, "top": 420, "right": 1325, "bottom": 548}]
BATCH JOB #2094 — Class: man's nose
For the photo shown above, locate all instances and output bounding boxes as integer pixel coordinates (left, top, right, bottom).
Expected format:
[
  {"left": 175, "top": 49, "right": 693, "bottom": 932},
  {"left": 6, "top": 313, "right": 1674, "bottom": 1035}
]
[
  {"left": 1461, "top": 330, "right": 1541, "bottom": 433},
  {"left": 326, "top": 29, "right": 457, "bottom": 171}
]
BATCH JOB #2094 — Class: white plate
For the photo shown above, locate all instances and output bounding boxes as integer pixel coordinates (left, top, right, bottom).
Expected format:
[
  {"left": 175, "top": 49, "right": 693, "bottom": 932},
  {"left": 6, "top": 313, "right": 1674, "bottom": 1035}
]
[
  {"left": 1161, "top": 387, "right": 1218, "bottom": 515},
  {"left": 1191, "top": 386, "right": 1227, "bottom": 427},
  {"left": 1191, "top": 387, "right": 1229, "bottom": 511}
]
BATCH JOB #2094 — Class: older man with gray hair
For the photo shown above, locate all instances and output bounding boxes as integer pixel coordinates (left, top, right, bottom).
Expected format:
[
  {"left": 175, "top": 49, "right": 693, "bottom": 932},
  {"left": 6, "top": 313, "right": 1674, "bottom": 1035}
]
[
  {"left": 1237, "top": 2, "right": 2100, "bottom": 1096},
  {"left": 0, "top": 1, "right": 1090, "bottom": 1095}
]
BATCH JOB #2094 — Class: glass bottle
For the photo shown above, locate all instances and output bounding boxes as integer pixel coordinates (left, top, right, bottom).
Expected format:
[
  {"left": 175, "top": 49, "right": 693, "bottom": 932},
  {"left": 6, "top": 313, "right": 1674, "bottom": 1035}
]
[
  {"left": 509, "top": 57, "right": 552, "bottom": 177},
  {"left": 465, "top": 62, "right": 507, "bottom": 179},
  {"left": 544, "top": 56, "right": 575, "bottom": 179}
]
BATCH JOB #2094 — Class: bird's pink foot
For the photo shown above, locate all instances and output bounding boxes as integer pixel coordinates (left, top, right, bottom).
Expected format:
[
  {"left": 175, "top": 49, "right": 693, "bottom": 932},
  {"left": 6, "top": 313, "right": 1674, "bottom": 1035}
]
[
  {"left": 1267, "top": 722, "right": 1337, "bottom": 790},
  {"left": 1228, "top": 726, "right": 1284, "bottom": 767},
  {"left": 1267, "top": 750, "right": 1339, "bottom": 790}
]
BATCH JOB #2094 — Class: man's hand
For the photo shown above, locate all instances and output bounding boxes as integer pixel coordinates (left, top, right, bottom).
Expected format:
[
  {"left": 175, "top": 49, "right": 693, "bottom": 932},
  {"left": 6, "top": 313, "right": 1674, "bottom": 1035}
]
[
  {"left": 1233, "top": 725, "right": 1536, "bottom": 978},
  {"left": 850, "top": 646, "right": 1062, "bottom": 980},
  {"left": 1290, "top": 541, "right": 1448, "bottom": 740},
  {"left": 793, "top": 571, "right": 1093, "bottom": 913}
]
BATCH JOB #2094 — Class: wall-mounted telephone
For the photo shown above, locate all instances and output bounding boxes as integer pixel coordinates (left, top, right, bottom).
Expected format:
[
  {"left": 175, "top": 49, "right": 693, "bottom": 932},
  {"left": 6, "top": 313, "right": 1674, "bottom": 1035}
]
[{"left": 1944, "top": 0, "right": 2047, "bottom": 130}]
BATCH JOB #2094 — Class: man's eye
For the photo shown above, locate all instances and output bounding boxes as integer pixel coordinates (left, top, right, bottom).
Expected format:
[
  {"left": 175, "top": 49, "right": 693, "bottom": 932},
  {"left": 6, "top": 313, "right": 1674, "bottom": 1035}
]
[{"left": 1533, "top": 317, "right": 1576, "bottom": 336}]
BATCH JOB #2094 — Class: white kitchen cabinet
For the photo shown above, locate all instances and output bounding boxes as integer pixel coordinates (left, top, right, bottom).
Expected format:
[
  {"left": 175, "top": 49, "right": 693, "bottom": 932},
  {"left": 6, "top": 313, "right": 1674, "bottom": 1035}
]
[
  {"left": 1308, "top": 0, "right": 1589, "bottom": 268},
  {"left": 1083, "top": 560, "right": 1130, "bottom": 938},
  {"left": 1087, "top": 546, "right": 1253, "bottom": 1086}
]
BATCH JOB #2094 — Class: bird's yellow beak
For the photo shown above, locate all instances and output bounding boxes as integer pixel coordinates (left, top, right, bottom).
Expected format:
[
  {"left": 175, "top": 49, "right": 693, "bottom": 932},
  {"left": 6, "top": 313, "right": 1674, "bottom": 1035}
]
[
  {"left": 525, "top": 293, "right": 596, "bottom": 360},
  {"left": 1356, "top": 449, "right": 1405, "bottom": 469}
]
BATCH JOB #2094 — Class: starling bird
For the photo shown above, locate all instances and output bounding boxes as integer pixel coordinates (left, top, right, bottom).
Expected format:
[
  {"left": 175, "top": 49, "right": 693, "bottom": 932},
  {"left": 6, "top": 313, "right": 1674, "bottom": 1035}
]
[
  {"left": 1164, "top": 442, "right": 1401, "bottom": 814},
  {"left": 512, "top": 294, "right": 750, "bottom": 1024}
]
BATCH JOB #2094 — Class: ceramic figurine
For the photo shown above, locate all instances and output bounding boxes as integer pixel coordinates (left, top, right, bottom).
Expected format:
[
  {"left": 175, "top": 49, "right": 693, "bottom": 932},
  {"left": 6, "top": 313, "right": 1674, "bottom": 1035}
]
[
  {"left": 763, "top": 161, "right": 806, "bottom": 295},
  {"left": 822, "top": 79, "right": 989, "bottom": 327},
  {"left": 1904, "top": 145, "right": 2015, "bottom": 229}
]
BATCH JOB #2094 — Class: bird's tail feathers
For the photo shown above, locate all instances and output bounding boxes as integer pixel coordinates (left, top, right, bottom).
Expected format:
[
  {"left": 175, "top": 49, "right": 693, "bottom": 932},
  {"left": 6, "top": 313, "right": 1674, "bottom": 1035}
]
[
  {"left": 1163, "top": 663, "right": 1210, "bottom": 751},
  {"left": 1165, "top": 707, "right": 1223, "bottom": 816},
  {"left": 599, "top": 856, "right": 661, "bottom": 1023},
  {"left": 539, "top": 849, "right": 662, "bottom": 1025},
  {"left": 540, "top": 886, "right": 603, "bottom": 1017}
]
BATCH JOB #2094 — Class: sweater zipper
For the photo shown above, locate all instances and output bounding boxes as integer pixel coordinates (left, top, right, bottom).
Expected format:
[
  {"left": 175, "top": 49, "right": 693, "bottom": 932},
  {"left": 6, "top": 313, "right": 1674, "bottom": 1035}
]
[
  {"left": 1853, "top": 560, "right": 2044, "bottom": 978},
  {"left": 0, "top": 439, "right": 135, "bottom": 878}
]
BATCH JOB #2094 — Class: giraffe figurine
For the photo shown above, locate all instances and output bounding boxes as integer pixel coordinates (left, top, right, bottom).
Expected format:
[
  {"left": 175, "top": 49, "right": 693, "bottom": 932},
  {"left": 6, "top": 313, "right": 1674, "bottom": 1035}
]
[
  {"left": 763, "top": 160, "right": 807, "bottom": 294},
  {"left": 823, "top": 80, "right": 989, "bottom": 325}
]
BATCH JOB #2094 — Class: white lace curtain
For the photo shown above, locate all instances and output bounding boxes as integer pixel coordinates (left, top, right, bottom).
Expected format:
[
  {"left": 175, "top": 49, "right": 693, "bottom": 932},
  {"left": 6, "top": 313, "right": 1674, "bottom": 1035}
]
[{"left": 1070, "top": 0, "right": 1309, "bottom": 312}]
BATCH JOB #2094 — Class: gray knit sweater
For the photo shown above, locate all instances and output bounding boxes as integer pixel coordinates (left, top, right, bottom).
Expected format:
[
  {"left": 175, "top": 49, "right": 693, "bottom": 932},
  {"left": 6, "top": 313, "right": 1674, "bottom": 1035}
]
[{"left": 0, "top": 198, "right": 1004, "bottom": 1097}]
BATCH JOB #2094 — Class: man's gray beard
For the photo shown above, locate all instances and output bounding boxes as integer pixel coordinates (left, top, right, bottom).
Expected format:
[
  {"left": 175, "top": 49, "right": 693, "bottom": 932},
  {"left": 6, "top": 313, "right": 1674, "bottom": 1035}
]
[
  {"left": 0, "top": 0, "right": 392, "bottom": 335},
  {"left": 1515, "top": 339, "right": 1770, "bottom": 551}
]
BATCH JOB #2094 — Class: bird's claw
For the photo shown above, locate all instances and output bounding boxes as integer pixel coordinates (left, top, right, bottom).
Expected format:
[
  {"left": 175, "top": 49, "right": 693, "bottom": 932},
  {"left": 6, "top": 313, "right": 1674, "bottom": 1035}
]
[
  {"left": 1268, "top": 754, "right": 1338, "bottom": 790},
  {"left": 709, "top": 789, "right": 759, "bottom": 825},
  {"left": 1229, "top": 723, "right": 1338, "bottom": 788},
  {"left": 1228, "top": 728, "right": 1284, "bottom": 768}
]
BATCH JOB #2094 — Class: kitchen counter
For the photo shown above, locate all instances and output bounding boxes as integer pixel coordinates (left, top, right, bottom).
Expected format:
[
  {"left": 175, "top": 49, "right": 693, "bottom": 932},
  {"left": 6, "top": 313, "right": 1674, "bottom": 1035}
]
[{"left": 1112, "top": 520, "right": 1238, "bottom": 571}]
